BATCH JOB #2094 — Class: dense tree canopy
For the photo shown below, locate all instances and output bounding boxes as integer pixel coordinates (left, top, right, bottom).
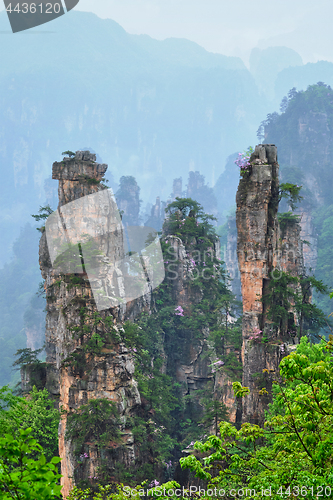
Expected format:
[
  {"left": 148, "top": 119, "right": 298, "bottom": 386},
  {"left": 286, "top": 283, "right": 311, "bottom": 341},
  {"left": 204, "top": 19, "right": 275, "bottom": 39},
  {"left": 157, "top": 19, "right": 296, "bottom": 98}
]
[{"left": 180, "top": 337, "right": 333, "bottom": 499}]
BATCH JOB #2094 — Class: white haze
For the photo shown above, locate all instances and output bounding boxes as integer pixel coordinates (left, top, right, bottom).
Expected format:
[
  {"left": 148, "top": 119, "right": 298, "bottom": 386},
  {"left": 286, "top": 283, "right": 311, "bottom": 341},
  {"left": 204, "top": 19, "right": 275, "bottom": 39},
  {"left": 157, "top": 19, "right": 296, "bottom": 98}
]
[{"left": 74, "top": 0, "right": 333, "bottom": 65}]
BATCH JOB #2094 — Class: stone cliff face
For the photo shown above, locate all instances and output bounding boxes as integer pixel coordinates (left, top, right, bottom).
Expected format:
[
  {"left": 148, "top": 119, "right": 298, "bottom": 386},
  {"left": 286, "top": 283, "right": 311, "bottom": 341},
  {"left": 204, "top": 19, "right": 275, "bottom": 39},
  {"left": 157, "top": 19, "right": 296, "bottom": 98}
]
[
  {"left": 164, "top": 235, "right": 239, "bottom": 424},
  {"left": 236, "top": 144, "right": 305, "bottom": 424},
  {"left": 39, "top": 150, "right": 237, "bottom": 497},
  {"left": 265, "top": 101, "right": 333, "bottom": 280},
  {"left": 145, "top": 196, "right": 167, "bottom": 231},
  {"left": 224, "top": 215, "right": 241, "bottom": 301},
  {"left": 299, "top": 212, "right": 317, "bottom": 273},
  {"left": 37, "top": 143, "right": 306, "bottom": 494},
  {"left": 115, "top": 176, "right": 141, "bottom": 226},
  {"left": 40, "top": 151, "right": 149, "bottom": 498}
]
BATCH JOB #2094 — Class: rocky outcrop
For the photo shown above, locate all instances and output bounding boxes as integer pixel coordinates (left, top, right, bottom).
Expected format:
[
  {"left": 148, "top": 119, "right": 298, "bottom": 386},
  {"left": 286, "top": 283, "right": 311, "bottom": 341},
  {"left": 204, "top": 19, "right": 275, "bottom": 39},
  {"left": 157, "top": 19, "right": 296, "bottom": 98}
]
[
  {"left": 144, "top": 196, "right": 167, "bottom": 231},
  {"left": 39, "top": 150, "right": 240, "bottom": 497},
  {"left": 236, "top": 144, "right": 305, "bottom": 424},
  {"left": 224, "top": 215, "right": 241, "bottom": 301},
  {"left": 115, "top": 176, "right": 141, "bottom": 226},
  {"left": 299, "top": 211, "right": 317, "bottom": 273},
  {"left": 40, "top": 151, "right": 149, "bottom": 498},
  {"left": 186, "top": 171, "right": 218, "bottom": 221},
  {"left": 165, "top": 235, "right": 239, "bottom": 424}
]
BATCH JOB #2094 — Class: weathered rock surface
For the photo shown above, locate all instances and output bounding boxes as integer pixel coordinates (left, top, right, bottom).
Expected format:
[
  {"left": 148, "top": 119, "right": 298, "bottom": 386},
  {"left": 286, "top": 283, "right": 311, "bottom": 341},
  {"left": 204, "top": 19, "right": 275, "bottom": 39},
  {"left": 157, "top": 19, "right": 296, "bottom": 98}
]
[
  {"left": 165, "top": 235, "right": 239, "bottom": 424},
  {"left": 39, "top": 150, "right": 240, "bottom": 497},
  {"left": 299, "top": 211, "right": 317, "bottom": 273},
  {"left": 40, "top": 151, "right": 146, "bottom": 498},
  {"left": 224, "top": 215, "right": 241, "bottom": 301},
  {"left": 236, "top": 144, "right": 305, "bottom": 424}
]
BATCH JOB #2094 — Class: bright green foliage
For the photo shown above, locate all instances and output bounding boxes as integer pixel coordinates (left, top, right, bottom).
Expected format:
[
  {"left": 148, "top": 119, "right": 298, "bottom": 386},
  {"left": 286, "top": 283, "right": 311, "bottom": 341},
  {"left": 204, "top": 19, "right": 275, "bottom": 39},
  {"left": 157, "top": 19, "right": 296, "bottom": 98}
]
[
  {"left": 106, "top": 198, "right": 242, "bottom": 482},
  {"left": 180, "top": 337, "right": 333, "bottom": 499},
  {"left": 232, "top": 381, "right": 250, "bottom": 398},
  {"left": 62, "top": 151, "right": 76, "bottom": 157},
  {"left": 0, "top": 386, "right": 60, "bottom": 462},
  {"left": 31, "top": 205, "right": 54, "bottom": 232},
  {"left": 0, "top": 427, "right": 62, "bottom": 499},
  {"left": 278, "top": 182, "right": 303, "bottom": 211}
]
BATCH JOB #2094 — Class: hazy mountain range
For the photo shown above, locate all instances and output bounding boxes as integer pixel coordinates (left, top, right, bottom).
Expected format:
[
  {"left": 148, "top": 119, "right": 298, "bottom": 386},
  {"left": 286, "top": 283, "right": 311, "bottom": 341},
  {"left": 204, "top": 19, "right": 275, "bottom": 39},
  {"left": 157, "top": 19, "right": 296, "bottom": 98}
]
[
  {"left": 2, "top": 10, "right": 333, "bottom": 265},
  {"left": 2, "top": 10, "right": 333, "bottom": 386}
]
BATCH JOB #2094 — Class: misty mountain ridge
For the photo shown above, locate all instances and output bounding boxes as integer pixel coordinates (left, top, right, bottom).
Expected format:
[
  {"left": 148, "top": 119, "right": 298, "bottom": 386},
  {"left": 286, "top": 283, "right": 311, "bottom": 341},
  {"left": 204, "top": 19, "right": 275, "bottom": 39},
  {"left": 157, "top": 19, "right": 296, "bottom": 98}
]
[
  {"left": 1, "top": 9, "right": 333, "bottom": 268},
  {"left": 0, "top": 9, "right": 263, "bottom": 267},
  {"left": 1, "top": 10, "right": 333, "bottom": 388}
]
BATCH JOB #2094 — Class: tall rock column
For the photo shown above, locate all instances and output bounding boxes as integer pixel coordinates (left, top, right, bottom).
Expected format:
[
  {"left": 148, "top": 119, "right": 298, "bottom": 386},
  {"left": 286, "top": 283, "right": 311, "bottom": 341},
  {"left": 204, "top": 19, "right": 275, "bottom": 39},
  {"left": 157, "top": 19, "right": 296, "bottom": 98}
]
[
  {"left": 236, "top": 144, "right": 303, "bottom": 424},
  {"left": 39, "top": 151, "right": 147, "bottom": 498}
]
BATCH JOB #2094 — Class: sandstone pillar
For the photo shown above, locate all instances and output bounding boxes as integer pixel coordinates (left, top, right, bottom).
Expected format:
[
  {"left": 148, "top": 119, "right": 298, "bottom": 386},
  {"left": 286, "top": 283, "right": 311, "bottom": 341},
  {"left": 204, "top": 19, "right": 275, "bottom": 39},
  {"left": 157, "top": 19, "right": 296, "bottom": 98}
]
[{"left": 236, "top": 144, "right": 304, "bottom": 423}]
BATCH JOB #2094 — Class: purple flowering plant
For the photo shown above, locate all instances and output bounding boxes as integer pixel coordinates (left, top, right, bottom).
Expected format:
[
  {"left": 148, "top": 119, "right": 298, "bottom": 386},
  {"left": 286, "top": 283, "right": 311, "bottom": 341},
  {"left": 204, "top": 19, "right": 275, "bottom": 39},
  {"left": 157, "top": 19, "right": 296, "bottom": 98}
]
[
  {"left": 149, "top": 479, "right": 160, "bottom": 487},
  {"left": 209, "top": 359, "right": 225, "bottom": 373},
  {"left": 234, "top": 146, "right": 254, "bottom": 176},
  {"left": 175, "top": 305, "right": 184, "bottom": 316},
  {"left": 249, "top": 327, "right": 262, "bottom": 342}
]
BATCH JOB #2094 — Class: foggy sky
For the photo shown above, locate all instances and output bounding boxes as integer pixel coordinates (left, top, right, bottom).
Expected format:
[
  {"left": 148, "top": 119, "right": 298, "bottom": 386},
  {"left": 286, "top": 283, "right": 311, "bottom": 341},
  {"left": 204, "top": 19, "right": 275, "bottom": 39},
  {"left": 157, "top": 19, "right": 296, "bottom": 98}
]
[
  {"left": 74, "top": 0, "right": 333, "bottom": 65},
  {"left": 1, "top": 0, "right": 332, "bottom": 64}
]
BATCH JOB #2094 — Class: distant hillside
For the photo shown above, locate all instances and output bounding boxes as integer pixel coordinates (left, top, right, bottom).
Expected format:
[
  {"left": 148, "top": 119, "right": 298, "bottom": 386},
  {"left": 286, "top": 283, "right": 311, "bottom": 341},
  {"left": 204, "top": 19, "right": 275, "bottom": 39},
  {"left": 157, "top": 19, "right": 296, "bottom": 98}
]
[
  {"left": 264, "top": 82, "right": 333, "bottom": 316},
  {"left": 0, "top": 9, "right": 264, "bottom": 265},
  {"left": 274, "top": 61, "right": 333, "bottom": 106},
  {"left": 3, "top": 10, "right": 333, "bottom": 388}
]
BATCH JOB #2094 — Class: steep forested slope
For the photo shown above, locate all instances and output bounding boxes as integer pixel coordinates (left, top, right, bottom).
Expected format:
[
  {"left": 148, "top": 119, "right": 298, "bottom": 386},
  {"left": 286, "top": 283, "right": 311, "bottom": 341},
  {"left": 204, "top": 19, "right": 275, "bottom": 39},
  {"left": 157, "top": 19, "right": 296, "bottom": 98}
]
[
  {"left": 264, "top": 83, "right": 333, "bottom": 316},
  {"left": 0, "top": 224, "right": 45, "bottom": 387}
]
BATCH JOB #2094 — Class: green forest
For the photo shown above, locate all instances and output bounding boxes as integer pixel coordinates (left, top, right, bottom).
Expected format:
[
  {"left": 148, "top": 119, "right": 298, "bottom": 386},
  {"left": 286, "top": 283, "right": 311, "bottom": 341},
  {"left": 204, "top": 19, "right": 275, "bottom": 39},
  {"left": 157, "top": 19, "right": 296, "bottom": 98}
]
[
  {"left": 1, "top": 196, "right": 333, "bottom": 498},
  {"left": 263, "top": 83, "right": 333, "bottom": 317},
  {"left": 2, "top": 84, "right": 333, "bottom": 499},
  {"left": 1, "top": 335, "right": 333, "bottom": 499}
]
